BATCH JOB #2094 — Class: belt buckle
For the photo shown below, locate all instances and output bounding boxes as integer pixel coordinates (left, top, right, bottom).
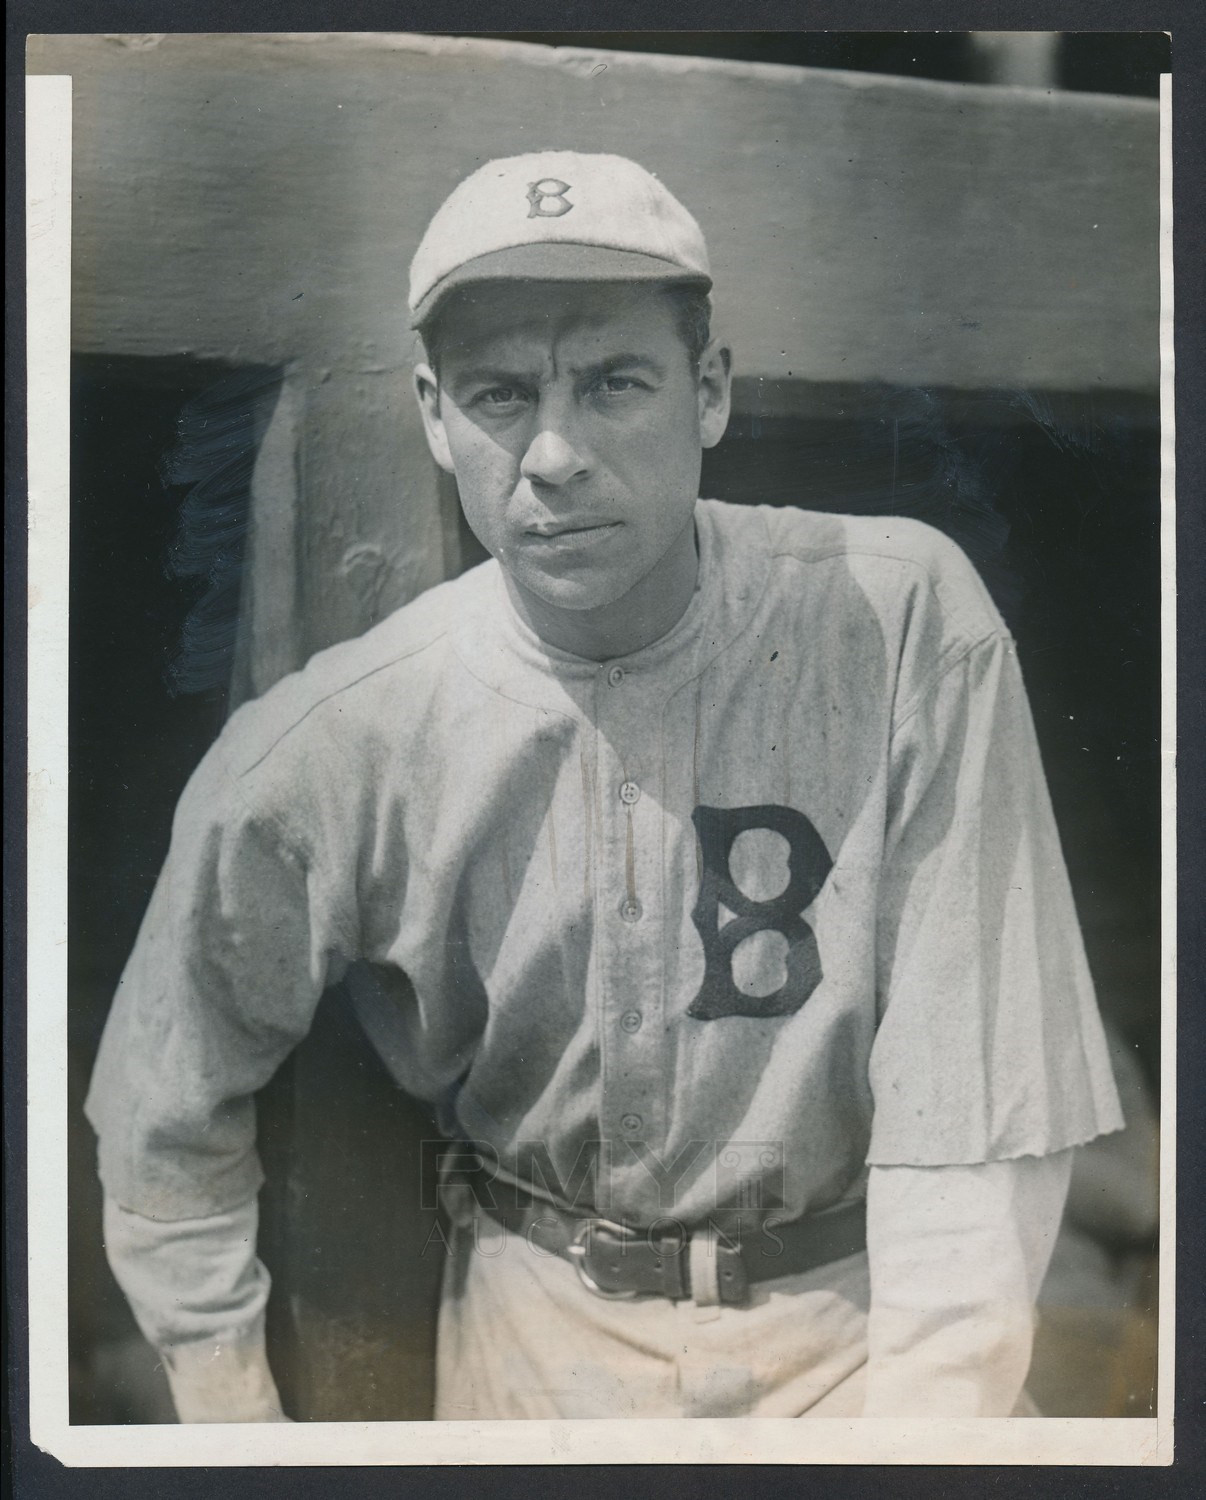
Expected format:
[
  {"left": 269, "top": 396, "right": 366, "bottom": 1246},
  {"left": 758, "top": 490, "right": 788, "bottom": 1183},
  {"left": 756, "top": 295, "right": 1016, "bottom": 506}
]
[{"left": 566, "top": 1217, "right": 639, "bottom": 1300}]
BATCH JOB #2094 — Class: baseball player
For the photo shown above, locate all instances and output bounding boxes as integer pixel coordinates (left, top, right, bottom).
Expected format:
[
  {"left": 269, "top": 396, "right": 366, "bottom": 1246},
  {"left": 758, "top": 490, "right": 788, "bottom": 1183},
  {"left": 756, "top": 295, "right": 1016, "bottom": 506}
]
[{"left": 86, "top": 152, "right": 1123, "bottom": 1422}]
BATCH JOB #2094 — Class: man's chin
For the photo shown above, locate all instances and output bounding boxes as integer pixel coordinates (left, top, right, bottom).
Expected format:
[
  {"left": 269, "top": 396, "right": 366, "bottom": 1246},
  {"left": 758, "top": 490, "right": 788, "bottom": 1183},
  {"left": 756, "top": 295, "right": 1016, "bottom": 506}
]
[{"left": 510, "top": 566, "right": 633, "bottom": 618}]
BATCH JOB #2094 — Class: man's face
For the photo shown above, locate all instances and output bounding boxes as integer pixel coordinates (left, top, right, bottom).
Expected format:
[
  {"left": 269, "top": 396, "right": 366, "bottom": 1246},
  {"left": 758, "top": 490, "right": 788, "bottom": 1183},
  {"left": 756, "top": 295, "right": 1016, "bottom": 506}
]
[{"left": 414, "top": 282, "right": 730, "bottom": 623}]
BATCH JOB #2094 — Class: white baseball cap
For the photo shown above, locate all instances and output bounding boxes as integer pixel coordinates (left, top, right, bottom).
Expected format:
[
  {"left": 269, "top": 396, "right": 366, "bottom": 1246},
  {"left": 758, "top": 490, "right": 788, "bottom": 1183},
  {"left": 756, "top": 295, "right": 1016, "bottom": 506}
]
[{"left": 408, "top": 151, "right": 712, "bottom": 329}]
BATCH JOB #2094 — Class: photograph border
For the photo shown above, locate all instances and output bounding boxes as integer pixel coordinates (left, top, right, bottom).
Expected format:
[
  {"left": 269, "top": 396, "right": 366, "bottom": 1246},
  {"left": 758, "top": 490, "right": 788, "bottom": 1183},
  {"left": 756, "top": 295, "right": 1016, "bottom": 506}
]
[{"left": 9, "top": 1, "right": 1204, "bottom": 1491}]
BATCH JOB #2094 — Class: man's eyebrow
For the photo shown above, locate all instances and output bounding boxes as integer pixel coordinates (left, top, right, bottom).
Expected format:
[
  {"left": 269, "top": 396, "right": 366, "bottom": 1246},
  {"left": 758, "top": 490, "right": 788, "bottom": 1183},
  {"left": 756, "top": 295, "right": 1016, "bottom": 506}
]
[
  {"left": 570, "top": 353, "right": 667, "bottom": 379},
  {"left": 445, "top": 352, "right": 666, "bottom": 392},
  {"left": 446, "top": 364, "right": 536, "bottom": 391}
]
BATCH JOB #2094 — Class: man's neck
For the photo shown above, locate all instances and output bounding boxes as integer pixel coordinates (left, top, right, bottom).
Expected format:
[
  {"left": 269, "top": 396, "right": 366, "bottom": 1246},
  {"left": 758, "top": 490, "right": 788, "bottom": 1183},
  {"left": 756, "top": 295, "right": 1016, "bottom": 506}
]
[{"left": 503, "top": 519, "right": 700, "bottom": 663}]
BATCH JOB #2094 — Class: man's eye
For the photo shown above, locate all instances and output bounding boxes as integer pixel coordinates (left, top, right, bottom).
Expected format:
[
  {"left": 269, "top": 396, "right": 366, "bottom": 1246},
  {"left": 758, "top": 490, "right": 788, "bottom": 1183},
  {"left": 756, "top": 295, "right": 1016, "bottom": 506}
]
[
  {"left": 597, "top": 376, "right": 640, "bottom": 395},
  {"left": 477, "top": 387, "right": 524, "bottom": 408}
]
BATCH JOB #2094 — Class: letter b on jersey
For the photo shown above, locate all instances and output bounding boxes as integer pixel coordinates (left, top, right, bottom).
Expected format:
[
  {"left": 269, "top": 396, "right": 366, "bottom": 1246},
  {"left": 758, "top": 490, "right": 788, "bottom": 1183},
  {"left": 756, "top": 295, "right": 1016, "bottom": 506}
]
[{"left": 688, "top": 804, "right": 832, "bottom": 1021}]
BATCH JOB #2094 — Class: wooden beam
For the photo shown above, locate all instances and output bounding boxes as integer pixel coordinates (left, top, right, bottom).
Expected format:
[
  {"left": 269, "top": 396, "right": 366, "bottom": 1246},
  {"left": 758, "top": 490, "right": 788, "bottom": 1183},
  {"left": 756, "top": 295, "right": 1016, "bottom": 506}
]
[{"left": 32, "top": 31, "right": 1159, "bottom": 393}]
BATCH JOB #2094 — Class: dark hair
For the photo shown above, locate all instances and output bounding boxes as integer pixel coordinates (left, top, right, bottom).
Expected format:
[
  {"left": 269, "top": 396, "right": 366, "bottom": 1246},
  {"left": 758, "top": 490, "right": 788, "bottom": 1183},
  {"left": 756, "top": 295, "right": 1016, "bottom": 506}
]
[
  {"left": 420, "top": 281, "right": 713, "bottom": 379},
  {"left": 664, "top": 283, "right": 713, "bottom": 370}
]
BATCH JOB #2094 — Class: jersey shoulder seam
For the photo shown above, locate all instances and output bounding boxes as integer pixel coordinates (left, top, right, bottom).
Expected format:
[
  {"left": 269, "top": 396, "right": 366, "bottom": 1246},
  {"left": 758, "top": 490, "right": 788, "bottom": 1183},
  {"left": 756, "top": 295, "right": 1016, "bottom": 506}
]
[
  {"left": 890, "top": 628, "right": 1009, "bottom": 738},
  {"left": 770, "top": 537, "right": 960, "bottom": 592},
  {"left": 770, "top": 536, "right": 1001, "bottom": 649},
  {"left": 765, "top": 535, "right": 1009, "bottom": 732},
  {"left": 447, "top": 644, "right": 585, "bottom": 726},
  {"left": 238, "top": 619, "right": 457, "bottom": 781}
]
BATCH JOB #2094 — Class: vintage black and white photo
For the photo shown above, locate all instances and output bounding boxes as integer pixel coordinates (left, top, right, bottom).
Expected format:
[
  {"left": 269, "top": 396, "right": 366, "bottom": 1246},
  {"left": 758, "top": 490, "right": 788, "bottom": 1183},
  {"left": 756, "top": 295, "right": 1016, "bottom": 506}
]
[{"left": 23, "top": 28, "right": 1171, "bottom": 1465}]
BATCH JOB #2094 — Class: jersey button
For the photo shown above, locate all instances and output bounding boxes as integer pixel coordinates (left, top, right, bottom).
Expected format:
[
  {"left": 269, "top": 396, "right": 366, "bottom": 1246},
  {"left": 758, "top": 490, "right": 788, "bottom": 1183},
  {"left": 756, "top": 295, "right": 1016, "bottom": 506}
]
[
  {"left": 619, "top": 780, "right": 641, "bottom": 805},
  {"left": 619, "top": 897, "right": 643, "bottom": 923},
  {"left": 620, "top": 1009, "right": 643, "bottom": 1033},
  {"left": 607, "top": 665, "right": 625, "bottom": 687},
  {"left": 620, "top": 1113, "right": 643, "bottom": 1135}
]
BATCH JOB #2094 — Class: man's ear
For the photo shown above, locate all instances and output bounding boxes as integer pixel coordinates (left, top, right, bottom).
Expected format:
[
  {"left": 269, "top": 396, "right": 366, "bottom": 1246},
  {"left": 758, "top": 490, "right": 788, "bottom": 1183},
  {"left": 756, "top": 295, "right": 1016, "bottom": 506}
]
[
  {"left": 697, "top": 340, "right": 732, "bottom": 450},
  {"left": 414, "top": 363, "right": 455, "bottom": 474}
]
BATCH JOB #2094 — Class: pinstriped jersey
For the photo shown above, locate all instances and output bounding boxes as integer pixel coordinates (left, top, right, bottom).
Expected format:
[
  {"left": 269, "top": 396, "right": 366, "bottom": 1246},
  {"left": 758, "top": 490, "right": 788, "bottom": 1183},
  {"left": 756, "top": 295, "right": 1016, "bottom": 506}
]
[{"left": 86, "top": 500, "right": 1122, "bottom": 1228}]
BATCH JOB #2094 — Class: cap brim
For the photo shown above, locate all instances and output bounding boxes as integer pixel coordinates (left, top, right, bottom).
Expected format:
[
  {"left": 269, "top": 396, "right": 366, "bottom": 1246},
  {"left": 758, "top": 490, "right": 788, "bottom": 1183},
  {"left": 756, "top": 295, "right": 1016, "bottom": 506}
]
[{"left": 410, "top": 242, "right": 712, "bottom": 329}]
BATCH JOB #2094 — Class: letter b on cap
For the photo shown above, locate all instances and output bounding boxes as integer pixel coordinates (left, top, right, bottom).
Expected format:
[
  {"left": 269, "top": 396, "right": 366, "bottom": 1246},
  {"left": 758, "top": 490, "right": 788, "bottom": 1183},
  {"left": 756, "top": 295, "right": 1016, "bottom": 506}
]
[{"left": 527, "top": 178, "right": 573, "bottom": 218}]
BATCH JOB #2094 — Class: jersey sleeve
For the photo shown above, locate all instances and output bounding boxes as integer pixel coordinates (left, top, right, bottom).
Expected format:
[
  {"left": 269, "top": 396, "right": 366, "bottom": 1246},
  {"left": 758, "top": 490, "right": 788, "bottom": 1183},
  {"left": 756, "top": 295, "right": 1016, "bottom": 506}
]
[
  {"left": 867, "top": 629, "right": 1124, "bottom": 1166},
  {"left": 102, "top": 1195, "right": 290, "bottom": 1421},
  {"left": 84, "top": 734, "right": 351, "bottom": 1221}
]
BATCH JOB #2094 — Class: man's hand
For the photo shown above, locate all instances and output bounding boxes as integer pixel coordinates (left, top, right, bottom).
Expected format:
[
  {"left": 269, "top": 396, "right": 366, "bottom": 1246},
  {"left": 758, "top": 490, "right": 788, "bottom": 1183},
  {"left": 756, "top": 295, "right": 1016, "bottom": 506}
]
[{"left": 162, "top": 1326, "right": 291, "bottom": 1423}]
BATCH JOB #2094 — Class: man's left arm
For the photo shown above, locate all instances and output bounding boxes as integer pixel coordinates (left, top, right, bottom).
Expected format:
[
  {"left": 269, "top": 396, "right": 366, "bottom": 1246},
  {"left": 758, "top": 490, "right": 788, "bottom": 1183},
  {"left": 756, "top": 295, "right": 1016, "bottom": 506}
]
[
  {"left": 862, "top": 554, "right": 1127, "bottom": 1415},
  {"left": 862, "top": 1150, "right": 1073, "bottom": 1416}
]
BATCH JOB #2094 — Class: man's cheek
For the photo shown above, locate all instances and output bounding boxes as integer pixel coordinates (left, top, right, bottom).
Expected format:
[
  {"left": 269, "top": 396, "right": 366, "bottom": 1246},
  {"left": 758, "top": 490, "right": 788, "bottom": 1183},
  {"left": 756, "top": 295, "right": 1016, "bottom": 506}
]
[
  {"left": 617, "top": 425, "right": 693, "bottom": 483},
  {"left": 452, "top": 441, "right": 520, "bottom": 503}
]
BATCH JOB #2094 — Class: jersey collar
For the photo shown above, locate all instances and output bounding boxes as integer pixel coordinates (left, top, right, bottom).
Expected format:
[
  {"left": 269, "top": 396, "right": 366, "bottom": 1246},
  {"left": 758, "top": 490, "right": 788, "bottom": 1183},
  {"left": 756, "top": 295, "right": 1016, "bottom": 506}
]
[{"left": 449, "top": 501, "right": 773, "bottom": 718}]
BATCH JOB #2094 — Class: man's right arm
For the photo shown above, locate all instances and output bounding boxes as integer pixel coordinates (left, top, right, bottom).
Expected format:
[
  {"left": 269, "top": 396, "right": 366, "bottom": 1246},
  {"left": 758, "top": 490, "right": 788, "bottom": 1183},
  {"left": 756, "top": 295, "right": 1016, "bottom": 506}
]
[
  {"left": 104, "top": 1195, "right": 290, "bottom": 1422},
  {"left": 86, "top": 724, "right": 352, "bottom": 1421}
]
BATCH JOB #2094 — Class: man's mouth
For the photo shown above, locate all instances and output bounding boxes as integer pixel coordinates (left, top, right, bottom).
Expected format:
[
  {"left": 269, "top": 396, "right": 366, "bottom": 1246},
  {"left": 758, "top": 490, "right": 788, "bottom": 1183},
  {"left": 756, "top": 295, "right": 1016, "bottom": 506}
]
[{"left": 524, "top": 520, "right": 621, "bottom": 541}]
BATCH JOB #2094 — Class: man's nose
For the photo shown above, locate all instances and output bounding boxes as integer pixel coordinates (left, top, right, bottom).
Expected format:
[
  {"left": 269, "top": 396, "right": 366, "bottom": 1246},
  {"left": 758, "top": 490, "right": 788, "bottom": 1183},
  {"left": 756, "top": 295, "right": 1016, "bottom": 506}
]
[{"left": 520, "top": 424, "right": 589, "bottom": 488}]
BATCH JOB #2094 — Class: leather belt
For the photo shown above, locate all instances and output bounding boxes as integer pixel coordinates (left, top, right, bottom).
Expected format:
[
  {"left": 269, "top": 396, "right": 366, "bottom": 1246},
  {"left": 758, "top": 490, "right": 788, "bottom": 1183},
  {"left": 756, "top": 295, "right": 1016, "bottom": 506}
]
[{"left": 451, "top": 1162, "right": 866, "bottom": 1307}]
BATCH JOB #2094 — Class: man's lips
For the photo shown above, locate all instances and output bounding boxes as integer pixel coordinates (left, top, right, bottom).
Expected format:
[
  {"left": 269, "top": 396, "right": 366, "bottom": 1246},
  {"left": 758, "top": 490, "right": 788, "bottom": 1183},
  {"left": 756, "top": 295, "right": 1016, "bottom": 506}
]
[{"left": 523, "top": 520, "right": 621, "bottom": 540}]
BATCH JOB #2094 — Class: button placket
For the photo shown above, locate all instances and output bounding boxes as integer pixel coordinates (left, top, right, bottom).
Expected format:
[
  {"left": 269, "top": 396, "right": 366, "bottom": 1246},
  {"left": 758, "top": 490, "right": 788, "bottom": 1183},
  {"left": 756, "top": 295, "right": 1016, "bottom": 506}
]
[{"left": 592, "top": 672, "right": 667, "bottom": 1203}]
